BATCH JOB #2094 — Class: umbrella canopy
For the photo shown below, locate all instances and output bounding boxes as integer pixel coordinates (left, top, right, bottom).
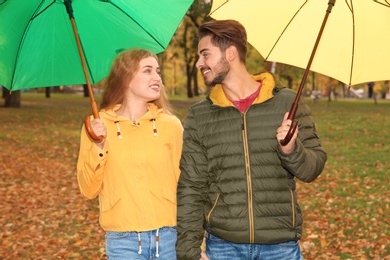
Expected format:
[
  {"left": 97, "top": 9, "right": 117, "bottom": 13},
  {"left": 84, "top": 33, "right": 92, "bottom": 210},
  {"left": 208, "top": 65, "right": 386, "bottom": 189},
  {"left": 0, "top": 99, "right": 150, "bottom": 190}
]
[
  {"left": 0, "top": 0, "right": 193, "bottom": 91},
  {"left": 210, "top": 0, "right": 390, "bottom": 86}
]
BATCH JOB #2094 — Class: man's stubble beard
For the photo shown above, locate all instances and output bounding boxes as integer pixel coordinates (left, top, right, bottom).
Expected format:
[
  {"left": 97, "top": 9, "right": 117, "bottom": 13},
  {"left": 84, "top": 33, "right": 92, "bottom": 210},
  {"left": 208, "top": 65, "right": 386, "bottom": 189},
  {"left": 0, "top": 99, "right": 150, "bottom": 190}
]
[{"left": 204, "top": 56, "right": 230, "bottom": 87}]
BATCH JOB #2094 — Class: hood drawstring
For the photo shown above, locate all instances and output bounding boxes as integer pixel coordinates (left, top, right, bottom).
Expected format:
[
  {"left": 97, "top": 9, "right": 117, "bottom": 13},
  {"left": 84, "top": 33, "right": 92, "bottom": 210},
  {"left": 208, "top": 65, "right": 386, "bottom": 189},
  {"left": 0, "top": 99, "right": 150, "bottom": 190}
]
[
  {"left": 115, "top": 118, "right": 157, "bottom": 138},
  {"left": 155, "top": 228, "right": 160, "bottom": 258},
  {"left": 150, "top": 118, "right": 158, "bottom": 136},
  {"left": 114, "top": 121, "right": 122, "bottom": 139},
  {"left": 137, "top": 232, "right": 142, "bottom": 254},
  {"left": 136, "top": 229, "right": 160, "bottom": 257}
]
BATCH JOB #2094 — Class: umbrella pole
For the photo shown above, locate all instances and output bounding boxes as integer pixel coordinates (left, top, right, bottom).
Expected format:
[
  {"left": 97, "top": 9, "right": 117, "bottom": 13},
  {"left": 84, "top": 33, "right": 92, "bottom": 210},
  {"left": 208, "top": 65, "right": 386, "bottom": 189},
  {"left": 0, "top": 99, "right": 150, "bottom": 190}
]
[
  {"left": 280, "top": 0, "right": 335, "bottom": 146},
  {"left": 64, "top": 0, "right": 103, "bottom": 142}
]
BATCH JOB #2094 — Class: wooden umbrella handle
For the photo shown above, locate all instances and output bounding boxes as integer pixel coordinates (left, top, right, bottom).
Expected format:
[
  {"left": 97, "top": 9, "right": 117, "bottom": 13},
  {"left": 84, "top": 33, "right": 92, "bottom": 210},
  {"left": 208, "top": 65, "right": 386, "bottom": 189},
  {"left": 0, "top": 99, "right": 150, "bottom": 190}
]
[
  {"left": 279, "top": 0, "right": 335, "bottom": 146},
  {"left": 280, "top": 119, "right": 298, "bottom": 146},
  {"left": 84, "top": 115, "right": 104, "bottom": 143},
  {"left": 84, "top": 100, "right": 104, "bottom": 143}
]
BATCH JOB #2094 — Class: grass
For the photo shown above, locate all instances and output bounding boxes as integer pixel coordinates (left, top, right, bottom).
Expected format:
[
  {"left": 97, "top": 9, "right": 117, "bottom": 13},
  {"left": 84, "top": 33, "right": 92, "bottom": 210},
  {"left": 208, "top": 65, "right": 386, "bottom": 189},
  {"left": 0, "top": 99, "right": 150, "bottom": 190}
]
[{"left": 0, "top": 93, "right": 389, "bottom": 259}]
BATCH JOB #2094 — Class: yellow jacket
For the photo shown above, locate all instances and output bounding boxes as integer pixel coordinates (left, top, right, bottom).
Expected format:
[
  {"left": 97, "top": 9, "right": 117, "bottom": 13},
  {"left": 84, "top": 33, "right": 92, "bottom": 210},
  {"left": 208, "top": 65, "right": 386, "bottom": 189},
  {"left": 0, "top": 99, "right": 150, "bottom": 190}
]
[{"left": 77, "top": 103, "right": 183, "bottom": 232}]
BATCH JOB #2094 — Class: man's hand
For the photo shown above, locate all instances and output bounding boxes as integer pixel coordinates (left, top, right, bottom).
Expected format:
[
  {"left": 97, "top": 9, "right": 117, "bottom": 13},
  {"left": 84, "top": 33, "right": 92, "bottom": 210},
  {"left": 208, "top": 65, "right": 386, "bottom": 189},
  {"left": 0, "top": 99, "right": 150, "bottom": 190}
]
[
  {"left": 200, "top": 251, "right": 209, "bottom": 260},
  {"left": 276, "top": 112, "right": 298, "bottom": 154}
]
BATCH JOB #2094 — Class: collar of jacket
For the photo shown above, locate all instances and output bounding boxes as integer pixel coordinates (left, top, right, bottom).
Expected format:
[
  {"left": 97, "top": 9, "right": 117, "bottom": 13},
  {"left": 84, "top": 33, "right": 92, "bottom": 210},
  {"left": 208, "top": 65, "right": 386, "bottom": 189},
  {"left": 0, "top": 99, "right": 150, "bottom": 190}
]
[
  {"left": 208, "top": 72, "right": 276, "bottom": 107},
  {"left": 100, "top": 103, "right": 162, "bottom": 121}
]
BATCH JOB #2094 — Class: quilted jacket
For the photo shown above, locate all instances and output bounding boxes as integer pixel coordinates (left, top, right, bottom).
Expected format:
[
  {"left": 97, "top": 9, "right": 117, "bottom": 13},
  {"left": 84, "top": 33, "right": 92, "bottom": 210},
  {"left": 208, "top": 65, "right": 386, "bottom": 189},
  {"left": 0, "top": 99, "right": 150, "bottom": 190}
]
[{"left": 176, "top": 72, "right": 327, "bottom": 259}]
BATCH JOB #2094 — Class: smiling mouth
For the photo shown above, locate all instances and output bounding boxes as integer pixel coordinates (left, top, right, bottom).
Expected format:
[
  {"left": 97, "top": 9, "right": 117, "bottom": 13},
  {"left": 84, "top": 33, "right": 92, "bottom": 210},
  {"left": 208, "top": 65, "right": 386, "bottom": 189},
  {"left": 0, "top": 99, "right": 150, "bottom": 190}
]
[{"left": 201, "top": 68, "right": 211, "bottom": 75}]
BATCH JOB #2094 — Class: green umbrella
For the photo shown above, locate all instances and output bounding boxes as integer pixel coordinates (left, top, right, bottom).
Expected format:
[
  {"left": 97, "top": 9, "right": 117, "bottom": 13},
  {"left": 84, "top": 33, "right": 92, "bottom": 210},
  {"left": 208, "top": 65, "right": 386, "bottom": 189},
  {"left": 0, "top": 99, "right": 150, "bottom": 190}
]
[
  {"left": 0, "top": 0, "right": 193, "bottom": 140},
  {"left": 0, "top": 0, "right": 192, "bottom": 91}
]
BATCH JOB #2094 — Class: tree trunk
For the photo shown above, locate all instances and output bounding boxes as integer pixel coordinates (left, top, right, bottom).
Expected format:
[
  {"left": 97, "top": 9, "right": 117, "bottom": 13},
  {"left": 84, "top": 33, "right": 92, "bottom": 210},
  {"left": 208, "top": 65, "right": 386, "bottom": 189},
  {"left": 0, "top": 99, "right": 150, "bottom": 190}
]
[
  {"left": 3, "top": 89, "right": 21, "bottom": 108},
  {"left": 45, "top": 87, "right": 51, "bottom": 98},
  {"left": 83, "top": 84, "right": 90, "bottom": 97},
  {"left": 191, "top": 60, "right": 199, "bottom": 96},
  {"left": 186, "top": 63, "right": 193, "bottom": 98}
]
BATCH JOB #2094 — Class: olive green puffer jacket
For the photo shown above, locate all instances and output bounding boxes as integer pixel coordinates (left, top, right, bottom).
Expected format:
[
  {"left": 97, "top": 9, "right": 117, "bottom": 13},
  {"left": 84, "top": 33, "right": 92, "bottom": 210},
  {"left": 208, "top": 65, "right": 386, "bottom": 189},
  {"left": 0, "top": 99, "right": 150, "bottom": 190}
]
[{"left": 176, "top": 72, "right": 327, "bottom": 259}]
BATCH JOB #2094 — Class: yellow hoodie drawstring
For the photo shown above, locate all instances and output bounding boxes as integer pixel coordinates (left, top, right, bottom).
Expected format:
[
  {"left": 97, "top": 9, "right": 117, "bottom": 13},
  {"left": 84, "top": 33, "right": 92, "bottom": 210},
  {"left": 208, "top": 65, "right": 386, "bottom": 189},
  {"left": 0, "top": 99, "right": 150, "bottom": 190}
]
[
  {"left": 150, "top": 118, "right": 158, "bottom": 136},
  {"left": 136, "top": 229, "right": 160, "bottom": 257},
  {"left": 114, "top": 121, "right": 122, "bottom": 139},
  {"left": 155, "top": 228, "right": 160, "bottom": 257},
  {"left": 115, "top": 118, "right": 157, "bottom": 138},
  {"left": 137, "top": 232, "right": 142, "bottom": 254}
]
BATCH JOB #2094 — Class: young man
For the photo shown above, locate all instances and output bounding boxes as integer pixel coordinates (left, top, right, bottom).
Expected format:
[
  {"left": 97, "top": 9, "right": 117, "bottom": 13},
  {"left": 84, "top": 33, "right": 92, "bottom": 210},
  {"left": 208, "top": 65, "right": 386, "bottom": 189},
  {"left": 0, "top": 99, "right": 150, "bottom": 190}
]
[{"left": 176, "top": 20, "right": 327, "bottom": 260}]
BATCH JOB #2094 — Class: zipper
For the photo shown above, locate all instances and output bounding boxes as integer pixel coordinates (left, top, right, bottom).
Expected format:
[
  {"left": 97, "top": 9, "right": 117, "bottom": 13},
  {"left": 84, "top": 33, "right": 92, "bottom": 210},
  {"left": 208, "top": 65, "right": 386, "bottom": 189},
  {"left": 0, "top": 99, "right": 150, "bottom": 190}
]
[
  {"left": 207, "top": 194, "right": 220, "bottom": 222},
  {"left": 241, "top": 112, "right": 254, "bottom": 243},
  {"left": 290, "top": 189, "right": 296, "bottom": 227}
]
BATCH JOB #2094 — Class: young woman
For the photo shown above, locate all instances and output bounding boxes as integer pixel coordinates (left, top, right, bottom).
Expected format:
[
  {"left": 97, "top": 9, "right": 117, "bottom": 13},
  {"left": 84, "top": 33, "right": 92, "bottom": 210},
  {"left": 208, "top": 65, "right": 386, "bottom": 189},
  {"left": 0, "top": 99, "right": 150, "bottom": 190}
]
[{"left": 77, "top": 49, "right": 183, "bottom": 259}]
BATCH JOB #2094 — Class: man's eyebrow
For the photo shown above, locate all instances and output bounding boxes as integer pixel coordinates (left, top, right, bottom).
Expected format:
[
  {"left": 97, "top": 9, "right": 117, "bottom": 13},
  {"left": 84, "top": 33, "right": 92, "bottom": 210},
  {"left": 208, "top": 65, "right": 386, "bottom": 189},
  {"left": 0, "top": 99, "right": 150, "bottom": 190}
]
[{"left": 198, "top": 48, "right": 209, "bottom": 54}]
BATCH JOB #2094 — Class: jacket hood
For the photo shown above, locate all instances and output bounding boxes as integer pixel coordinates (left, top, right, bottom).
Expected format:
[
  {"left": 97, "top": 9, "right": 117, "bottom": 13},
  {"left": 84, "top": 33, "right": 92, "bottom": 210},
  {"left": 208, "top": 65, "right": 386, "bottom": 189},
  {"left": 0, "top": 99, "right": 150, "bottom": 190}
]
[
  {"left": 99, "top": 103, "right": 163, "bottom": 122},
  {"left": 99, "top": 103, "right": 163, "bottom": 137},
  {"left": 208, "top": 72, "right": 277, "bottom": 107}
]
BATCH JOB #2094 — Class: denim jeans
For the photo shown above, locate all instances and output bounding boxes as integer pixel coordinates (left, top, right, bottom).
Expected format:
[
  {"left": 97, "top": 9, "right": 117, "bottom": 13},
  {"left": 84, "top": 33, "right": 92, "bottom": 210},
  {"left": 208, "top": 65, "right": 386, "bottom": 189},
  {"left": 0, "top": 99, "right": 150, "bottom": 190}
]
[
  {"left": 105, "top": 226, "right": 177, "bottom": 260},
  {"left": 206, "top": 232, "right": 303, "bottom": 260}
]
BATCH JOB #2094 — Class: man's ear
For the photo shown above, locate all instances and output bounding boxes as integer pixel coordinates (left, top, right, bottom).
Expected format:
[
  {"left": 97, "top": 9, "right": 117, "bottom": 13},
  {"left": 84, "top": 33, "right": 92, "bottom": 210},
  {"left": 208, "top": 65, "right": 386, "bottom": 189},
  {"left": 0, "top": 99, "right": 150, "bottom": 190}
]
[{"left": 226, "top": 45, "right": 238, "bottom": 62}]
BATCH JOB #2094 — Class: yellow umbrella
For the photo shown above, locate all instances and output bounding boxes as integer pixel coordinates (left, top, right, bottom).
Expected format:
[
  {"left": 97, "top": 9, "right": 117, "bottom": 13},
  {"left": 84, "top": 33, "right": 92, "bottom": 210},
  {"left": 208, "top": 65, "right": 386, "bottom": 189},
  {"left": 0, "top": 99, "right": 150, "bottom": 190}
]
[
  {"left": 210, "top": 0, "right": 390, "bottom": 86},
  {"left": 210, "top": 0, "right": 390, "bottom": 144}
]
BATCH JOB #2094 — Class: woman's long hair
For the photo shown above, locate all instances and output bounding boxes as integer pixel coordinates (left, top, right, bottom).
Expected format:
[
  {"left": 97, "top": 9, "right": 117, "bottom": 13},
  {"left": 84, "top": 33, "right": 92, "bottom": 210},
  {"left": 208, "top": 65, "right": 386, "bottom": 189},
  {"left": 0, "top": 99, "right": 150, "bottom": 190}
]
[{"left": 100, "top": 49, "right": 173, "bottom": 114}]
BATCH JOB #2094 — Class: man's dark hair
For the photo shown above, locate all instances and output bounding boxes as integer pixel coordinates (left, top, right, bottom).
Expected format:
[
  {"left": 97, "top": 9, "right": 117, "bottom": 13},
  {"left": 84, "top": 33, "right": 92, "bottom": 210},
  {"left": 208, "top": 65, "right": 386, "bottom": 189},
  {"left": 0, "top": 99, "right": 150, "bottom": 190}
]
[{"left": 199, "top": 19, "right": 248, "bottom": 63}]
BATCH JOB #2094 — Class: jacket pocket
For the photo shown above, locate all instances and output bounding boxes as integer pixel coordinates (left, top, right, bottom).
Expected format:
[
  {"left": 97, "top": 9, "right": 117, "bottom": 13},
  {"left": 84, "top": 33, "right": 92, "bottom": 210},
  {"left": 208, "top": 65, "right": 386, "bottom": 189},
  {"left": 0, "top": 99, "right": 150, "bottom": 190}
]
[{"left": 100, "top": 190, "right": 121, "bottom": 212}]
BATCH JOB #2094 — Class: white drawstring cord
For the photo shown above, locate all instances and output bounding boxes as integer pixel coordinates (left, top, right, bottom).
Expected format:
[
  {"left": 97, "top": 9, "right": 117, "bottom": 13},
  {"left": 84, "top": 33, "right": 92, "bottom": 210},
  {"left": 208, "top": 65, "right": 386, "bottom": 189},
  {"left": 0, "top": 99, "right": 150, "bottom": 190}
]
[
  {"left": 155, "top": 228, "right": 160, "bottom": 258},
  {"left": 114, "top": 121, "right": 122, "bottom": 139},
  {"left": 150, "top": 118, "right": 158, "bottom": 136},
  {"left": 137, "top": 232, "right": 142, "bottom": 254}
]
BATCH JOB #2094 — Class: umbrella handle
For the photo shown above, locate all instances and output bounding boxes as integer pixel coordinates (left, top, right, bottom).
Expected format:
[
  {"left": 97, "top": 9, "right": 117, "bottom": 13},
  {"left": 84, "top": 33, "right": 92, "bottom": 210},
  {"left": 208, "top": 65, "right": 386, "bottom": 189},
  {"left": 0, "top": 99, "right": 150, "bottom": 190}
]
[
  {"left": 280, "top": 119, "right": 298, "bottom": 146},
  {"left": 279, "top": 0, "right": 335, "bottom": 146},
  {"left": 84, "top": 100, "right": 104, "bottom": 143},
  {"left": 84, "top": 115, "right": 104, "bottom": 143},
  {"left": 279, "top": 100, "right": 298, "bottom": 146}
]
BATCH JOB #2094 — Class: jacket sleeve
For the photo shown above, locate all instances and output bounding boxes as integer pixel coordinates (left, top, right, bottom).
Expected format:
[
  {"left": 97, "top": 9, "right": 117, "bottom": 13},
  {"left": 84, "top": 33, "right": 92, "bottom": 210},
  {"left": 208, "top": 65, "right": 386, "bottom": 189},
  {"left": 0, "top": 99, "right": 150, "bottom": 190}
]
[
  {"left": 76, "top": 124, "right": 109, "bottom": 199},
  {"left": 278, "top": 97, "right": 327, "bottom": 182},
  {"left": 176, "top": 107, "right": 209, "bottom": 260}
]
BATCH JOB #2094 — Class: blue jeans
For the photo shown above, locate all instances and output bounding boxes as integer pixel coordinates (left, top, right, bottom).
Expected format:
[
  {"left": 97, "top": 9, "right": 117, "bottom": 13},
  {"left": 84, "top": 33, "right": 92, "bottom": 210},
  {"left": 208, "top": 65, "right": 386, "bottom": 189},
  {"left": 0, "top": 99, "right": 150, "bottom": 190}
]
[
  {"left": 105, "top": 226, "right": 177, "bottom": 260},
  {"left": 206, "top": 232, "right": 303, "bottom": 260}
]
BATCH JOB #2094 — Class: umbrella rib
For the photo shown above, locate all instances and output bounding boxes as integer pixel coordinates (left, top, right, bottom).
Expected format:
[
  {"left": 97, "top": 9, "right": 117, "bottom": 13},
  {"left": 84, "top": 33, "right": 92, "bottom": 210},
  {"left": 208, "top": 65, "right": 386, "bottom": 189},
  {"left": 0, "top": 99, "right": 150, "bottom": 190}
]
[
  {"left": 30, "top": 0, "right": 56, "bottom": 20},
  {"left": 9, "top": 1, "right": 56, "bottom": 91},
  {"left": 264, "top": 1, "right": 308, "bottom": 61},
  {"left": 373, "top": 0, "right": 390, "bottom": 7},
  {"left": 108, "top": 2, "right": 166, "bottom": 50},
  {"left": 209, "top": 0, "right": 229, "bottom": 16}
]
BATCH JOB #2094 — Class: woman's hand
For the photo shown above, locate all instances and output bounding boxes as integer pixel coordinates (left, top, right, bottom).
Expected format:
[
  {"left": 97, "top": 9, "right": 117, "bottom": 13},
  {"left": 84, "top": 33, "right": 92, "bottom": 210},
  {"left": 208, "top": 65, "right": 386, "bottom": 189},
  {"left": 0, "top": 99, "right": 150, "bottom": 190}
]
[{"left": 90, "top": 118, "right": 107, "bottom": 149}]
